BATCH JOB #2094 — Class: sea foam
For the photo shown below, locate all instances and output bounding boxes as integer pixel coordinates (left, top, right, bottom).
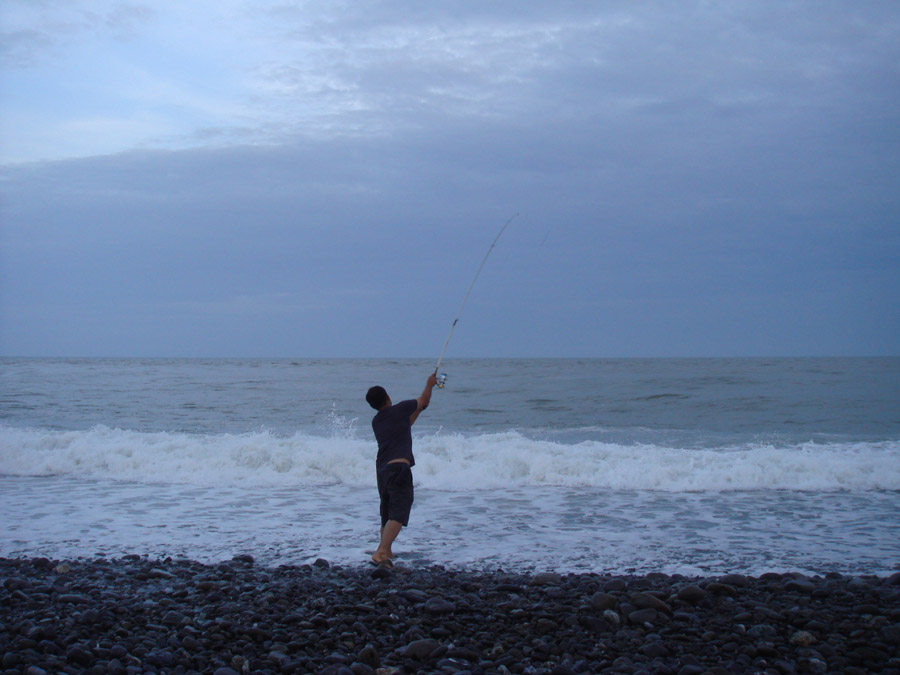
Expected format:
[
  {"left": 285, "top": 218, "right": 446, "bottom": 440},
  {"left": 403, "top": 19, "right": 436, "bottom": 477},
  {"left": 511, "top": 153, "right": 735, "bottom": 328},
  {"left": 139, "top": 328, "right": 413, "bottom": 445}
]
[{"left": 2, "top": 425, "right": 898, "bottom": 491}]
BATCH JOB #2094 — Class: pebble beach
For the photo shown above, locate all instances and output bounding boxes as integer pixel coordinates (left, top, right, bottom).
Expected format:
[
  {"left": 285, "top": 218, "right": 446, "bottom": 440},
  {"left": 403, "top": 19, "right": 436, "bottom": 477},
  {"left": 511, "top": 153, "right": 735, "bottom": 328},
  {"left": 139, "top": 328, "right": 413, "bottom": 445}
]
[{"left": 2, "top": 555, "right": 899, "bottom": 675}]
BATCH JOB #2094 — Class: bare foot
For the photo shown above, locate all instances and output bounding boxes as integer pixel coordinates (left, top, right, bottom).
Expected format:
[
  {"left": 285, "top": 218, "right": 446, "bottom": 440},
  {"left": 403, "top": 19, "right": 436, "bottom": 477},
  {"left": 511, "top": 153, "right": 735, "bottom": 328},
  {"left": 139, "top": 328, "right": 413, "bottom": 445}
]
[{"left": 371, "top": 547, "right": 396, "bottom": 562}]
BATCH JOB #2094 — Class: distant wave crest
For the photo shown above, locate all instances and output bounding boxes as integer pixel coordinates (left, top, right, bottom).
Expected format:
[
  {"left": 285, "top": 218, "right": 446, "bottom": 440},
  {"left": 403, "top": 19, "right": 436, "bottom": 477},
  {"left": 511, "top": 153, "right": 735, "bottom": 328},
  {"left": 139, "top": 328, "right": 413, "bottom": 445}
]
[{"left": 1, "top": 425, "right": 898, "bottom": 491}]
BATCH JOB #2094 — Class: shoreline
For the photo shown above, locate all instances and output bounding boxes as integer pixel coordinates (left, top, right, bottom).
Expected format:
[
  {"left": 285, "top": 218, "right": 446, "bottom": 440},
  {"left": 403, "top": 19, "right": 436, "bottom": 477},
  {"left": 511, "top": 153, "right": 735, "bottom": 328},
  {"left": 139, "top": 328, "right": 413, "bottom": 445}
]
[{"left": 2, "top": 555, "right": 899, "bottom": 675}]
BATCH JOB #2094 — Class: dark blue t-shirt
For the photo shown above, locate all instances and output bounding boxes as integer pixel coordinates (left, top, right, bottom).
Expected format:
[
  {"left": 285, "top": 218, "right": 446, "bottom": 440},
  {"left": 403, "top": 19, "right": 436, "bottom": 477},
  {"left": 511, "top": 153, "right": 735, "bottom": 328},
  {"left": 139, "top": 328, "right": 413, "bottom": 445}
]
[{"left": 372, "top": 399, "right": 419, "bottom": 468}]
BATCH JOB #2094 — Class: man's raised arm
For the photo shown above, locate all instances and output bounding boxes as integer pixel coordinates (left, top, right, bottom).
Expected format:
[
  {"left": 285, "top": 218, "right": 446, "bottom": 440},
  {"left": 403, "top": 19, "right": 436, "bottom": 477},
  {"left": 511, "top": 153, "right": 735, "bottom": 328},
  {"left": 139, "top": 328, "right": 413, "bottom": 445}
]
[{"left": 410, "top": 372, "right": 438, "bottom": 426}]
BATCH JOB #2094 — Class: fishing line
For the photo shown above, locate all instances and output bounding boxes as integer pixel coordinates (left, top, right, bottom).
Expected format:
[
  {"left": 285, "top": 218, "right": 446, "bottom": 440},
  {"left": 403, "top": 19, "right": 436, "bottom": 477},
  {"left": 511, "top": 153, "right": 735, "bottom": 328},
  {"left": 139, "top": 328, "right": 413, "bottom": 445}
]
[{"left": 434, "top": 212, "right": 519, "bottom": 388}]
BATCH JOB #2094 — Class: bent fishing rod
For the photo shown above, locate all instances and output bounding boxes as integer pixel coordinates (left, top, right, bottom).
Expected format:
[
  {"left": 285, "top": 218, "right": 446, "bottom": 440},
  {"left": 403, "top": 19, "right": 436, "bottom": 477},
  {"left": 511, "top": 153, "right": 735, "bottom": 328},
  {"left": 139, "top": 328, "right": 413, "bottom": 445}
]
[{"left": 433, "top": 212, "right": 519, "bottom": 388}]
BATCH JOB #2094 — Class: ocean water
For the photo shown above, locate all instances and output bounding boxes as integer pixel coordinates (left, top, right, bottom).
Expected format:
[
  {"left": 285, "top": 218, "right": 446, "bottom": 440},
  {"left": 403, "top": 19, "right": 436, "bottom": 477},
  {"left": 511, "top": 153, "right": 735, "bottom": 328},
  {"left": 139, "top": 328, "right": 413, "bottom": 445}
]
[{"left": 1, "top": 357, "right": 898, "bottom": 576}]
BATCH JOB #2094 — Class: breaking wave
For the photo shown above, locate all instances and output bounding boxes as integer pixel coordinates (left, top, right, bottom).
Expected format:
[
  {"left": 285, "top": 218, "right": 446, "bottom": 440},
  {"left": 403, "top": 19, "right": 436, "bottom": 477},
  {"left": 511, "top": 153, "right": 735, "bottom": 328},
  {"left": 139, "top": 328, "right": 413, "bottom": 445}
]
[{"left": 2, "top": 425, "right": 898, "bottom": 491}]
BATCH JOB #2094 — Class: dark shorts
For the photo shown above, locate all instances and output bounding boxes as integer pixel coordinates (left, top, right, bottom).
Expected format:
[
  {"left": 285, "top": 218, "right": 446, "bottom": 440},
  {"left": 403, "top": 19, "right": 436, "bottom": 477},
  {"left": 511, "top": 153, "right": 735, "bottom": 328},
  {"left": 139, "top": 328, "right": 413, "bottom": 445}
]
[{"left": 377, "top": 462, "right": 414, "bottom": 527}]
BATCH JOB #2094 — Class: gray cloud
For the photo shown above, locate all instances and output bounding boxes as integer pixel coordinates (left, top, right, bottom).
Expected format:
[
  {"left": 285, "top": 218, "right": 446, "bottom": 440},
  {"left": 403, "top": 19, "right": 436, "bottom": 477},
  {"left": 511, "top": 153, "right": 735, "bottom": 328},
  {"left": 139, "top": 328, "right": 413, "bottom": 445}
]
[
  {"left": 0, "top": 1, "right": 156, "bottom": 69},
  {"left": 1, "top": 1, "right": 898, "bottom": 356}
]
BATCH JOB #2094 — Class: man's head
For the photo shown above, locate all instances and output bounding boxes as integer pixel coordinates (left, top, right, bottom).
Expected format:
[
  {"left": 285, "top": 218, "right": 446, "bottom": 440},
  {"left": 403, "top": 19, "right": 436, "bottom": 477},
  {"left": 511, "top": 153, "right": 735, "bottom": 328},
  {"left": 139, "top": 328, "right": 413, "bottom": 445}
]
[{"left": 366, "top": 385, "right": 390, "bottom": 410}]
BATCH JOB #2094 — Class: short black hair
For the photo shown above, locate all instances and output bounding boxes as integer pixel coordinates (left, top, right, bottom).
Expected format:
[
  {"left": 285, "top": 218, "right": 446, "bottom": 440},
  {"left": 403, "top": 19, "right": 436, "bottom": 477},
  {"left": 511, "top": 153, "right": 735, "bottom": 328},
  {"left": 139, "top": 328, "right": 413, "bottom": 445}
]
[{"left": 366, "top": 385, "right": 388, "bottom": 410}]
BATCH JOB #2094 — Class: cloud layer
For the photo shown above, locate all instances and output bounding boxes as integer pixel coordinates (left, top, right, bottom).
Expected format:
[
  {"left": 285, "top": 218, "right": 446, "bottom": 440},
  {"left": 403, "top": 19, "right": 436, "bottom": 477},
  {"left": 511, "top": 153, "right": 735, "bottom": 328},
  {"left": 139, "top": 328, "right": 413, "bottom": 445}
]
[{"left": 1, "top": 1, "right": 898, "bottom": 356}]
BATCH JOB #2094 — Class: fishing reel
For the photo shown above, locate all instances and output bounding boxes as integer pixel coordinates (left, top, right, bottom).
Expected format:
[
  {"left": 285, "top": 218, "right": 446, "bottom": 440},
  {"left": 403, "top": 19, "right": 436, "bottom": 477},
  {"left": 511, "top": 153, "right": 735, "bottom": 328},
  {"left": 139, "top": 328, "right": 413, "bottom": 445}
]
[{"left": 435, "top": 372, "right": 447, "bottom": 389}]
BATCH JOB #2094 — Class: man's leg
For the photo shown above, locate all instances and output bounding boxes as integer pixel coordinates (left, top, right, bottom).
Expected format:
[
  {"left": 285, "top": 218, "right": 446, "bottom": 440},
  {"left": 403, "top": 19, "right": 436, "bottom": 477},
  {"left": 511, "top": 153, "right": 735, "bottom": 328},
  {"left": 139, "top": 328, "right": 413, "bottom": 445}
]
[
  {"left": 372, "top": 520, "right": 402, "bottom": 565},
  {"left": 372, "top": 463, "right": 412, "bottom": 565},
  {"left": 374, "top": 467, "right": 393, "bottom": 563},
  {"left": 377, "top": 525, "right": 397, "bottom": 558}
]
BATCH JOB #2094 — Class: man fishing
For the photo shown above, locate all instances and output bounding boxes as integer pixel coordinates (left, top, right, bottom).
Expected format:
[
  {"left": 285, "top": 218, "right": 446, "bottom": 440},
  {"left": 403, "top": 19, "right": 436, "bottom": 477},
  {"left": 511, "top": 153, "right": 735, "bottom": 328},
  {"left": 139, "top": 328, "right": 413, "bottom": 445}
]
[{"left": 365, "top": 371, "right": 437, "bottom": 567}]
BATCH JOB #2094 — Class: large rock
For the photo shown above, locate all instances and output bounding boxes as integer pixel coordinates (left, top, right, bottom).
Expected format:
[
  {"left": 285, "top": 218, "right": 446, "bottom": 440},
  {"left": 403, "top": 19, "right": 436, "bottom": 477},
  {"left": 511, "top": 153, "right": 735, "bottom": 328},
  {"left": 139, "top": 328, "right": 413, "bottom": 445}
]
[
  {"left": 677, "top": 585, "right": 706, "bottom": 603},
  {"left": 65, "top": 646, "right": 93, "bottom": 667},
  {"left": 718, "top": 573, "right": 749, "bottom": 587},
  {"left": 784, "top": 577, "right": 816, "bottom": 593},
  {"left": 705, "top": 582, "right": 737, "bottom": 596},
  {"left": 589, "top": 592, "right": 617, "bottom": 611},
  {"left": 632, "top": 592, "right": 672, "bottom": 615},
  {"left": 162, "top": 610, "right": 186, "bottom": 626},
  {"left": 400, "top": 589, "right": 429, "bottom": 603},
  {"left": 406, "top": 639, "right": 440, "bottom": 659},
  {"left": 532, "top": 572, "right": 562, "bottom": 586},
  {"left": 357, "top": 644, "right": 380, "bottom": 669},
  {"left": 628, "top": 608, "right": 658, "bottom": 625}
]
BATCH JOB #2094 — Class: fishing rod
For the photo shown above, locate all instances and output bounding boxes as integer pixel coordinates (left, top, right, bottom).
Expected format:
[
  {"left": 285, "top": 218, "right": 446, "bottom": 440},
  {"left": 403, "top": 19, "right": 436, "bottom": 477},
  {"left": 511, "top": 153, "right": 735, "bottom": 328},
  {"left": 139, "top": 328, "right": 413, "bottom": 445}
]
[{"left": 434, "top": 212, "right": 519, "bottom": 388}]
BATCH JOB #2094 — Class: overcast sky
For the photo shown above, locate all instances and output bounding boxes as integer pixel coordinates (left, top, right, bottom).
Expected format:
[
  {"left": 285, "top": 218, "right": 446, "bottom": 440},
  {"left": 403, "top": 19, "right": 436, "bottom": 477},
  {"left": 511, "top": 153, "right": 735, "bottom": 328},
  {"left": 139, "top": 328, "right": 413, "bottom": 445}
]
[{"left": 1, "top": 1, "right": 898, "bottom": 358}]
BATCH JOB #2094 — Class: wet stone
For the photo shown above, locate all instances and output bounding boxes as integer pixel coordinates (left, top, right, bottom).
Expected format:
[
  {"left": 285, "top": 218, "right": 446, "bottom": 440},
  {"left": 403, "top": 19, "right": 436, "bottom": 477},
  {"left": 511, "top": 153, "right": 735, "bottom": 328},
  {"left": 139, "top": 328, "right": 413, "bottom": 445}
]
[
  {"left": 370, "top": 566, "right": 391, "bottom": 580},
  {"left": 719, "top": 573, "right": 750, "bottom": 587},
  {"left": 162, "top": 610, "right": 185, "bottom": 625},
  {"left": 400, "top": 589, "right": 429, "bottom": 603},
  {"left": 677, "top": 585, "right": 706, "bottom": 603},
  {"left": 631, "top": 592, "right": 672, "bottom": 615},
  {"left": 676, "top": 664, "right": 705, "bottom": 675},
  {"left": 784, "top": 578, "right": 816, "bottom": 593},
  {"left": 65, "top": 645, "right": 93, "bottom": 666},
  {"left": 357, "top": 644, "right": 379, "bottom": 668},
  {"left": 534, "top": 618, "right": 559, "bottom": 634},
  {"left": 182, "top": 635, "right": 202, "bottom": 651},
  {"left": 424, "top": 597, "right": 455, "bottom": 614},
  {"left": 406, "top": 638, "right": 440, "bottom": 659},
  {"left": 881, "top": 624, "right": 900, "bottom": 645},
  {"left": 603, "top": 609, "right": 621, "bottom": 625},
  {"left": 628, "top": 608, "right": 658, "bottom": 625},
  {"left": 639, "top": 641, "right": 669, "bottom": 658},
  {"left": 589, "top": 592, "right": 617, "bottom": 611},
  {"left": 790, "top": 630, "right": 816, "bottom": 646},
  {"left": 531, "top": 572, "right": 562, "bottom": 586},
  {"left": 705, "top": 582, "right": 737, "bottom": 596}
]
